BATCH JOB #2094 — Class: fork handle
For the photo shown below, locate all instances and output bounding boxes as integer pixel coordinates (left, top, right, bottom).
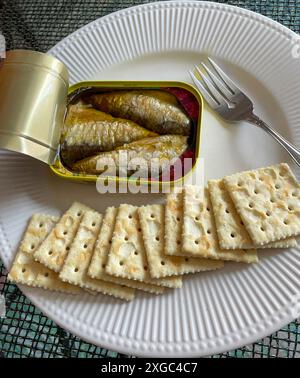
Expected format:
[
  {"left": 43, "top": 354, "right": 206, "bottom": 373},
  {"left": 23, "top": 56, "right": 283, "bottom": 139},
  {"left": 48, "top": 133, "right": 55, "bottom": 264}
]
[{"left": 247, "top": 114, "right": 300, "bottom": 167}]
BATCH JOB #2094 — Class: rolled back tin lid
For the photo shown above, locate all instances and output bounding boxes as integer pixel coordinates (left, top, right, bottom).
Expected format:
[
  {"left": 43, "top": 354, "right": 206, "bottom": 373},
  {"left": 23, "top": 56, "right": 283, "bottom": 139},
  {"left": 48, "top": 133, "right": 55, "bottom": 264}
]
[{"left": 0, "top": 50, "right": 69, "bottom": 164}]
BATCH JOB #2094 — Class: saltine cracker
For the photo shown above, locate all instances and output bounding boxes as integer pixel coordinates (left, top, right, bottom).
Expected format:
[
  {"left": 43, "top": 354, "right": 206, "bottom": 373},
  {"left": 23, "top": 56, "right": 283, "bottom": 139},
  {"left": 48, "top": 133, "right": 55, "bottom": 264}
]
[
  {"left": 139, "top": 204, "right": 224, "bottom": 278},
  {"left": 8, "top": 214, "right": 80, "bottom": 293},
  {"left": 223, "top": 163, "right": 300, "bottom": 244},
  {"left": 59, "top": 210, "right": 135, "bottom": 301},
  {"left": 182, "top": 186, "right": 258, "bottom": 263}
]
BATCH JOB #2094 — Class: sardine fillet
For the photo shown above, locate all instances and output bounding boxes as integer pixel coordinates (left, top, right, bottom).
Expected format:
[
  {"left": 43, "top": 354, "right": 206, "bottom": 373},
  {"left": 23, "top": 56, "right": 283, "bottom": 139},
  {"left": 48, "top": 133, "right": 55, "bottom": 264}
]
[
  {"left": 61, "top": 105, "right": 157, "bottom": 165},
  {"left": 86, "top": 90, "right": 191, "bottom": 136},
  {"left": 71, "top": 135, "right": 188, "bottom": 176}
]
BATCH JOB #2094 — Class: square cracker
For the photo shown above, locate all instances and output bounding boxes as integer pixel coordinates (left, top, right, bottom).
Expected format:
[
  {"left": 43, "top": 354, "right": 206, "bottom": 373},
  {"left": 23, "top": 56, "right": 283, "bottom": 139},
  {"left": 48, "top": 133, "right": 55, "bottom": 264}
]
[
  {"left": 34, "top": 202, "right": 92, "bottom": 272},
  {"left": 182, "top": 186, "right": 258, "bottom": 263},
  {"left": 139, "top": 204, "right": 224, "bottom": 279},
  {"left": 223, "top": 163, "right": 300, "bottom": 245},
  {"left": 88, "top": 207, "right": 164, "bottom": 294},
  {"left": 208, "top": 179, "right": 297, "bottom": 249},
  {"left": 59, "top": 210, "right": 135, "bottom": 301},
  {"left": 8, "top": 214, "right": 80, "bottom": 294},
  {"left": 164, "top": 188, "right": 184, "bottom": 256},
  {"left": 105, "top": 205, "right": 182, "bottom": 289}
]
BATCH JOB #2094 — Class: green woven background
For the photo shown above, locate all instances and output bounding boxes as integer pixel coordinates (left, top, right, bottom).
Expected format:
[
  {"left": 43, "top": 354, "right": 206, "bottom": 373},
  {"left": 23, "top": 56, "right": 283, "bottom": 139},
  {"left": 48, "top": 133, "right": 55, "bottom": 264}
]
[{"left": 0, "top": 0, "right": 299, "bottom": 358}]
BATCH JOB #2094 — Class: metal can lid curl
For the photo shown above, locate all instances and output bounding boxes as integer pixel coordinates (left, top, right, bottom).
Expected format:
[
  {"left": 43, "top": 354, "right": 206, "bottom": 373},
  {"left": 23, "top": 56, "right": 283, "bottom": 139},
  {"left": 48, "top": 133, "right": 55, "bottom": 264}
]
[{"left": 0, "top": 49, "right": 69, "bottom": 164}]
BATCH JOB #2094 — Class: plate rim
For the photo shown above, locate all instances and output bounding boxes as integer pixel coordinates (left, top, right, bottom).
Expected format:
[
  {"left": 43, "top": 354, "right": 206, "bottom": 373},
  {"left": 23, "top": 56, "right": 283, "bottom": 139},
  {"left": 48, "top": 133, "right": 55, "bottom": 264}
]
[
  {"left": 1, "top": 0, "right": 299, "bottom": 357},
  {"left": 48, "top": 0, "right": 298, "bottom": 59}
]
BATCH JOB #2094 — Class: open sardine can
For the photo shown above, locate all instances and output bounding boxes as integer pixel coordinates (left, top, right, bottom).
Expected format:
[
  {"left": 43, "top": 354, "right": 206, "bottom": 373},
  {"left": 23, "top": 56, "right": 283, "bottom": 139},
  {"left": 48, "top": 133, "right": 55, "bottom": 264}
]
[{"left": 0, "top": 50, "right": 203, "bottom": 190}]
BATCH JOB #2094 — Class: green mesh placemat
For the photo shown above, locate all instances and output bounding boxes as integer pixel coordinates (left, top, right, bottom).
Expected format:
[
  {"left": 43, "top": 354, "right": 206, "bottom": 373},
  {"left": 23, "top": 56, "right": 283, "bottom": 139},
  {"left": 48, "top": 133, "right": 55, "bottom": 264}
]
[{"left": 0, "top": 0, "right": 299, "bottom": 358}]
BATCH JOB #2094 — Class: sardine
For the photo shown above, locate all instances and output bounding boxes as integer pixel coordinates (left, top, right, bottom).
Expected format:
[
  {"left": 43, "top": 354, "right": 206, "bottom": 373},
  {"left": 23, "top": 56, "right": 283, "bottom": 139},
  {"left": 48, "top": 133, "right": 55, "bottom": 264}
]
[
  {"left": 85, "top": 90, "right": 191, "bottom": 135},
  {"left": 71, "top": 135, "right": 188, "bottom": 177},
  {"left": 60, "top": 104, "right": 157, "bottom": 165}
]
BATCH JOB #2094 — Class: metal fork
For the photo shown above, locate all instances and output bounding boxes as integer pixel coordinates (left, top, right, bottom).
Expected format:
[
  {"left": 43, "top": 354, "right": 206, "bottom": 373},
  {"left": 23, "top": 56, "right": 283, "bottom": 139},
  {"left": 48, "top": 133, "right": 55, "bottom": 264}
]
[{"left": 190, "top": 58, "right": 300, "bottom": 167}]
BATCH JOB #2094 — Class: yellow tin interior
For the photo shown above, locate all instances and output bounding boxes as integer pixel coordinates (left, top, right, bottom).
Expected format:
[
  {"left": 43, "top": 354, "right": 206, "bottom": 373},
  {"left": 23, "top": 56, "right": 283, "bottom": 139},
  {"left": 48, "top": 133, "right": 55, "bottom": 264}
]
[{"left": 50, "top": 81, "right": 203, "bottom": 188}]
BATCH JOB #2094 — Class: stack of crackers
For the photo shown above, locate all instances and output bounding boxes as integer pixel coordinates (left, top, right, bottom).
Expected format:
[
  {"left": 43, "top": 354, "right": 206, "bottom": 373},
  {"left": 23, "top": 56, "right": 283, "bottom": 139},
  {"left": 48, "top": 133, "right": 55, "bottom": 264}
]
[
  {"left": 8, "top": 163, "right": 300, "bottom": 300},
  {"left": 167, "top": 162, "right": 299, "bottom": 262}
]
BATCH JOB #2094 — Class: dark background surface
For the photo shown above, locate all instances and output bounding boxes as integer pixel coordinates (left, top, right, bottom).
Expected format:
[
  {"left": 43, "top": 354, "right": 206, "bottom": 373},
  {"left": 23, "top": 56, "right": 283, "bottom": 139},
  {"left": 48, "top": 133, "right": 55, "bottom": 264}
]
[{"left": 0, "top": 0, "right": 299, "bottom": 358}]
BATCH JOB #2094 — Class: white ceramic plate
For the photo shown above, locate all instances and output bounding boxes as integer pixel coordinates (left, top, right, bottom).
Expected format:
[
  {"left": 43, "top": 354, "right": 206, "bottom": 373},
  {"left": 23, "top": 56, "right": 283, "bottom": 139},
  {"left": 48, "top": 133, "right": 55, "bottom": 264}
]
[{"left": 1, "top": 1, "right": 300, "bottom": 357}]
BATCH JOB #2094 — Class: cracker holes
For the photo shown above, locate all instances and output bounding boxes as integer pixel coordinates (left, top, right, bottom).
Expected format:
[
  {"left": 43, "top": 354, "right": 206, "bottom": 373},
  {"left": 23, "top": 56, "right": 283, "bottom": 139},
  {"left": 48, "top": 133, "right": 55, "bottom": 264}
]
[
  {"left": 119, "top": 261, "right": 124, "bottom": 266},
  {"left": 155, "top": 236, "right": 160, "bottom": 242},
  {"left": 292, "top": 191, "right": 297, "bottom": 197},
  {"left": 283, "top": 219, "right": 289, "bottom": 225},
  {"left": 240, "top": 220, "right": 244, "bottom": 226},
  {"left": 237, "top": 181, "right": 243, "bottom": 187},
  {"left": 161, "top": 261, "right": 165, "bottom": 266},
  {"left": 63, "top": 231, "right": 68, "bottom": 235},
  {"left": 274, "top": 183, "right": 281, "bottom": 190},
  {"left": 102, "top": 264, "right": 106, "bottom": 269},
  {"left": 259, "top": 176, "right": 264, "bottom": 182},
  {"left": 138, "top": 228, "right": 142, "bottom": 232},
  {"left": 83, "top": 244, "right": 88, "bottom": 249},
  {"left": 150, "top": 214, "right": 155, "bottom": 219},
  {"left": 74, "top": 267, "right": 79, "bottom": 272},
  {"left": 288, "top": 205, "right": 294, "bottom": 211},
  {"left": 195, "top": 216, "right": 200, "bottom": 221},
  {"left": 266, "top": 211, "right": 271, "bottom": 217},
  {"left": 22, "top": 268, "right": 26, "bottom": 273},
  {"left": 177, "top": 240, "right": 181, "bottom": 245},
  {"left": 225, "top": 209, "right": 230, "bottom": 214},
  {"left": 91, "top": 222, "right": 96, "bottom": 227},
  {"left": 144, "top": 266, "right": 148, "bottom": 271},
  {"left": 260, "top": 227, "right": 265, "bottom": 232},
  {"left": 109, "top": 239, "right": 112, "bottom": 244},
  {"left": 124, "top": 236, "right": 129, "bottom": 241},
  {"left": 48, "top": 250, "right": 53, "bottom": 256},
  {"left": 134, "top": 251, "right": 138, "bottom": 256},
  {"left": 230, "top": 232, "right": 235, "bottom": 238},
  {"left": 249, "top": 203, "right": 254, "bottom": 209},
  {"left": 128, "top": 214, "right": 132, "bottom": 219},
  {"left": 185, "top": 258, "right": 189, "bottom": 262},
  {"left": 44, "top": 272, "right": 49, "bottom": 277},
  {"left": 77, "top": 212, "right": 82, "bottom": 217},
  {"left": 206, "top": 207, "right": 210, "bottom": 212},
  {"left": 30, "top": 244, "right": 35, "bottom": 250},
  {"left": 176, "top": 217, "right": 181, "bottom": 222},
  {"left": 39, "top": 223, "right": 43, "bottom": 228},
  {"left": 254, "top": 189, "right": 259, "bottom": 194},
  {"left": 207, "top": 229, "right": 211, "bottom": 234},
  {"left": 270, "top": 198, "right": 275, "bottom": 203},
  {"left": 195, "top": 240, "right": 199, "bottom": 245}
]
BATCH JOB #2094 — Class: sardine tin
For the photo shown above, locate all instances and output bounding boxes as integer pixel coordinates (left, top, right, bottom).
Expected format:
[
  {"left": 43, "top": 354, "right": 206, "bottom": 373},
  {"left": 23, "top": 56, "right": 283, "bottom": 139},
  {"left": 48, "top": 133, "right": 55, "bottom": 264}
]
[{"left": 0, "top": 50, "right": 203, "bottom": 187}]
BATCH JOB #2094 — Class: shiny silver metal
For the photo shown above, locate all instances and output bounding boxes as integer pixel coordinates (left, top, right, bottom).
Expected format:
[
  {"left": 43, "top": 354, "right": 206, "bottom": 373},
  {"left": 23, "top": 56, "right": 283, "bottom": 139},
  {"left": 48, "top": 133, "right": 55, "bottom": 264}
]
[{"left": 190, "top": 58, "right": 300, "bottom": 167}]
